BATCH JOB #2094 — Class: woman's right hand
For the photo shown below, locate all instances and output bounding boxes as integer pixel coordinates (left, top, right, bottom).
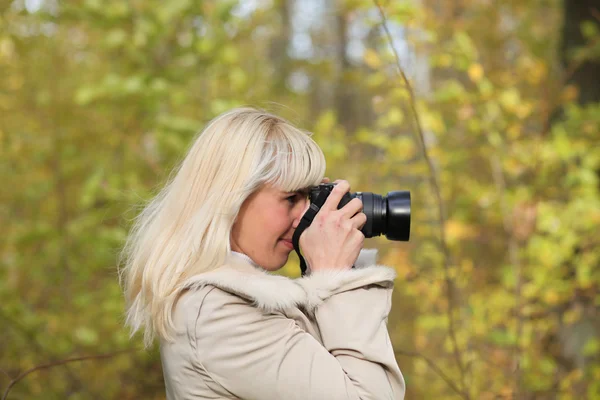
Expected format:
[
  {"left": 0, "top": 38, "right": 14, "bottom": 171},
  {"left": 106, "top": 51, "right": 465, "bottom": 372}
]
[{"left": 299, "top": 180, "right": 366, "bottom": 273}]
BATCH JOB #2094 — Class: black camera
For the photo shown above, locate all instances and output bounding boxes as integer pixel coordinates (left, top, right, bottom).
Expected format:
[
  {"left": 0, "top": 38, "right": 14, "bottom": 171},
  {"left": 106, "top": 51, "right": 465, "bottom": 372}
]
[{"left": 308, "top": 183, "right": 411, "bottom": 241}]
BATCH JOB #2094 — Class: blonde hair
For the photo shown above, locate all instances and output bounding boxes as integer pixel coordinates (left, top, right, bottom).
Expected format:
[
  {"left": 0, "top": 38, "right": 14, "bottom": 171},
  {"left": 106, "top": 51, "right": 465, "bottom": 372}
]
[{"left": 119, "top": 107, "right": 326, "bottom": 346}]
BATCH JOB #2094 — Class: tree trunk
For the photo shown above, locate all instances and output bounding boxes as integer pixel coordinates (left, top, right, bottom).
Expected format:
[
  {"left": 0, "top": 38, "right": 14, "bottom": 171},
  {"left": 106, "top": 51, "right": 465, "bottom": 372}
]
[
  {"left": 561, "top": 0, "right": 600, "bottom": 105},
  {"left": 550, "top": 1, "right": 600, "bottom": 396},
  {"left": 270, "top": 0, "right": 292, "bottom": 92}
]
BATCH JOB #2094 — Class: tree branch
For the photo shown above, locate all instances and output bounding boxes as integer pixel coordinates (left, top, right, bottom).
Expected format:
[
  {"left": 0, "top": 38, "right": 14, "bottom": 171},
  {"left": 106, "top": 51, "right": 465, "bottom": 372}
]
[
  {"left": 0, "top": 369, "right": 9, "bottom": 381},
  {"left": 490, "top": 156, "right": 524, "bottom": 395},
  {"left": 0, "top": 309, "right": 98, "bottom": 398},
  {"left": 395, "top": 349, "right": 466, "bottom": 399},
  {"left": 2, "top": 349, "right": 139, "bottom": 400},
  {"left": 373, "top": 1, "right": 470, "bottom": 398}
]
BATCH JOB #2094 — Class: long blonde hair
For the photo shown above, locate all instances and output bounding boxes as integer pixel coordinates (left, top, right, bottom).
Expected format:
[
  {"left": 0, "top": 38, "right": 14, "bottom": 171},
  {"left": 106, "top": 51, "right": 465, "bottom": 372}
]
[{"left": 119, "top": 107, "right": 326, "bottom": 346}]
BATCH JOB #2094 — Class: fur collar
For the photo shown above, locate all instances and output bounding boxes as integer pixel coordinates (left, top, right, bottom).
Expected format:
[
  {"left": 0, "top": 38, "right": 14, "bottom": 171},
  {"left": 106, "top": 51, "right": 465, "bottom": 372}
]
[{"left": 181, "top": 249, "right": 396, "bottom": 313}]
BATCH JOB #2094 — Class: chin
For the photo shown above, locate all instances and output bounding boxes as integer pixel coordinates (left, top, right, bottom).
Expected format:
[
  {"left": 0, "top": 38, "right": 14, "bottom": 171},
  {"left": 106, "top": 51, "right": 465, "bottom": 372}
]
[
  {"left": 263, "top": 261, "right": 286, "bottom": 272},
  {"left": 261, "top": 254, "right": 289, "bottom": 271}
]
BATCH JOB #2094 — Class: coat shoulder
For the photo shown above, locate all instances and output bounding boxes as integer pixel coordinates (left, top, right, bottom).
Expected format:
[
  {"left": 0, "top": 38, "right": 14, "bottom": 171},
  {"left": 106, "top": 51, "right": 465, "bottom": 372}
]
[
  {"left": 175, "top": 284, "right": 252, "bottom": 322},
  {"left": 181, "top": 263, "right": 307, "bottom": 312}
]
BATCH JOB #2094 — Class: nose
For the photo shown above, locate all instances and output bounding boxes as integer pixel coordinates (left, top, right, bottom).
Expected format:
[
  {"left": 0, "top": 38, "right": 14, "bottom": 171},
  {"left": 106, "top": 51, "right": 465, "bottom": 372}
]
[{"left": 292, "top": 198, "right": 310, "bottom": 229}]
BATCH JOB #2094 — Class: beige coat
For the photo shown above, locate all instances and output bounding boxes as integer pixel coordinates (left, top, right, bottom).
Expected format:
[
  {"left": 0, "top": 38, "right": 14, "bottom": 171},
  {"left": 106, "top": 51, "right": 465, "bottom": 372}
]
[{"left": 160, "top": 250, "right": 405, "bottom": 400}]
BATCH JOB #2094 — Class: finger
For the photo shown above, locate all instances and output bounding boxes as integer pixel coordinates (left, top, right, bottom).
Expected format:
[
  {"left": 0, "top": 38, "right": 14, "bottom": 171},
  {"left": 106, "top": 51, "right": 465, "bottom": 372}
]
[
  {"left": 321, "top": 180, "right": 350, "bottom": 211},
  {"left": 350, "top": 212, "right": 367, "bottom": 230},
  {"left": 321, "top": 177, "right": 330, "bottom": 183},
  {"left": 339, "top": 197, "right": 363, "bottom": 218}
]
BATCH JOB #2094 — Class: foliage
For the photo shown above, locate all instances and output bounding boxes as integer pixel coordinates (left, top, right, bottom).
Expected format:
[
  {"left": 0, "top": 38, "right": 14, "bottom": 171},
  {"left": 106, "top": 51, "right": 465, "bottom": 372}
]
[{"left": 1, "top": 0, "right": 599, "bottom": 398}]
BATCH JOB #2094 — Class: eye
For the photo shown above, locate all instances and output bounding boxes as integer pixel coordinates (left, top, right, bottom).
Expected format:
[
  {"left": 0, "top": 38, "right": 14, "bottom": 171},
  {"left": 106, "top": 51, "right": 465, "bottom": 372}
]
[
  {"left": 284, "top": 191, "right": 308, "bottom": 206},
  {"left": 286, "top": 195, "right": 297, "bottom": 204}
]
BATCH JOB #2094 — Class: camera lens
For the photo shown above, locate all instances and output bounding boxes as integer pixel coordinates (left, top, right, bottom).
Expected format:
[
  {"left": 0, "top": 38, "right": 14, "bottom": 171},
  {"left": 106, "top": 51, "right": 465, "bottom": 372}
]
[
  {"left": 352, "top": 191, "right": 410, "bottom": 241},
  {"left": 385, "top": 191, "right": 411, "bottom": 241}
]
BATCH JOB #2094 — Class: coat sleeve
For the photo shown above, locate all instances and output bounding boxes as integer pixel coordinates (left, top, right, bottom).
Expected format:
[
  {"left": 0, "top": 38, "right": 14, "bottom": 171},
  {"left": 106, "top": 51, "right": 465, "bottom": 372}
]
[{"left": 192, "top": 283, "right": 405, "bottom": 400}]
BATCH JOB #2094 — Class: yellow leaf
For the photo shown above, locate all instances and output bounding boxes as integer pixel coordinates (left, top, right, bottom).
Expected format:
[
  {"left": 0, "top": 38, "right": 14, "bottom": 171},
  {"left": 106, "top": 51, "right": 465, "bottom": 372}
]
[
  {"left": 562, "top": 85, "right": 579, "bottom": 102},
  {"left": 364, "top": 49, "right": 382, "bottom": 69},
  {"left": 500, "top": 88, "right": 521, "bottom": 111},
  {"left": 394, "top": 262, "right": 414, "bottom": 279},
  {"left": 438, "top": 53, "right": 452, "bottom": 67},
  {"left": 314, "top": 110, "right": 337, "bottom": 134},
  {"left": 515, "top": 102, "right": 533, "bottom": 119},
  {"left": 499, "top": 387, "right": 514, "bottom": 398},
  {"left": 468, "top": 63, "right": 484, "bottom": 82},
  {"left": 415, "top": 334, "right": 428, "bottom": 350},
  {"left": 445, "top": 219, "right": 478, "bottom": 241},
  {"left": 457, "top": 105, "right": 474, "bottom": 121},
  {"left": 461, "top": 259, "right": 474, "bottom": 273},
  {"left": 0, "top": 37, "right": 15, "bottom": 59},
  {"left": 507, "top": 124, "right": 521, "bottom": 140},
  {"left": 387, "top": 107, "right": 404, "bottom": 125},
  {"left": 382, "top": 248, "right": 414, "bottom": 279},
  {"left": 544, "top": 290, "right": 560, "bottom": 305},
  {"left": 527, "top": 61, "right": 547, "bottom": 85}
]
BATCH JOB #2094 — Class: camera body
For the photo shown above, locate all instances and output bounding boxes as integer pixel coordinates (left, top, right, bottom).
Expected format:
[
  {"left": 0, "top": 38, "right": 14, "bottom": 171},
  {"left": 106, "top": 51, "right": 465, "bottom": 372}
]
[{"left": 308, "top": 183, "right": 411, "bottom": 241}]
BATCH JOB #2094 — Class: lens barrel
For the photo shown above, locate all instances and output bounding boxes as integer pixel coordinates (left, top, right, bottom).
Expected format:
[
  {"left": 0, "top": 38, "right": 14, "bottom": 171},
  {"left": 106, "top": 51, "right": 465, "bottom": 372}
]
[{"left": 352, "top": 191, "right": 411, "bottom": 241}]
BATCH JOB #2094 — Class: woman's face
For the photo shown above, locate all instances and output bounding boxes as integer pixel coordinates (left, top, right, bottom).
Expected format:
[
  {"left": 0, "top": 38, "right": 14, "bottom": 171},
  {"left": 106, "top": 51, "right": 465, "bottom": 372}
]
[{"left": 231, "top": 184, "right": 309, "bottom": 271}]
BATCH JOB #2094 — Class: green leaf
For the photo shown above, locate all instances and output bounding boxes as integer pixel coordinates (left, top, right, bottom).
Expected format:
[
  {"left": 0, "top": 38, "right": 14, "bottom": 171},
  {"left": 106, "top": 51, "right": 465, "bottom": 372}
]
[
  {"left": 581, "top": 21, "right": 600, "bottom": 39},
  {"left": 75, "top": 326, "right": 99, "bottom": 346},
  {"left": 104, "top": 29, "right": 127, "bottom": 48}
]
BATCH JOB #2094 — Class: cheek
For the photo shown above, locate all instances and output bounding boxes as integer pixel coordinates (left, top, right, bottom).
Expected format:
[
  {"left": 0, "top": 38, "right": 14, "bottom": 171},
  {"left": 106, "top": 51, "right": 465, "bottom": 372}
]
[{"left": 267, "top": 205, "right": 293, "bottom": 235}]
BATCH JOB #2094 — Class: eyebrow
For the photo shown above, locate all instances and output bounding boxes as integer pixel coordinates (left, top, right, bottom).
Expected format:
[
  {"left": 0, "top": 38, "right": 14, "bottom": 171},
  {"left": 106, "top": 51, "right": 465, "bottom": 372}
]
[{"left": 285, "top": 189, "right": 309, "bottom": 196}]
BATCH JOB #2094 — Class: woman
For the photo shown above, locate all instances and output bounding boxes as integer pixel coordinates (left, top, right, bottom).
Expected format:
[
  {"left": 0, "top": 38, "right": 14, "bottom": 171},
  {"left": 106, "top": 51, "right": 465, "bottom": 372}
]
[{"left": 120, "top": 107, "right": 405, "bottom": 399}]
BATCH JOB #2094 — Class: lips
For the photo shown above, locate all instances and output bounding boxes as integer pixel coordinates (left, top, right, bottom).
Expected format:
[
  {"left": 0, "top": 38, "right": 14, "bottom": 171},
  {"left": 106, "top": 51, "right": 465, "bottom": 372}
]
[{"left": 280, "top": 239, "right": 294, "bottom": 250}]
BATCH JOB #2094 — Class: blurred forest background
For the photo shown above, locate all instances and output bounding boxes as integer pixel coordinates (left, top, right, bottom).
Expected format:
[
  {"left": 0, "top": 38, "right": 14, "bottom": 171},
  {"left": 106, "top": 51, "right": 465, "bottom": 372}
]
[{"left": 1, "top": 0, "right": 599, "bottom": 398}]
